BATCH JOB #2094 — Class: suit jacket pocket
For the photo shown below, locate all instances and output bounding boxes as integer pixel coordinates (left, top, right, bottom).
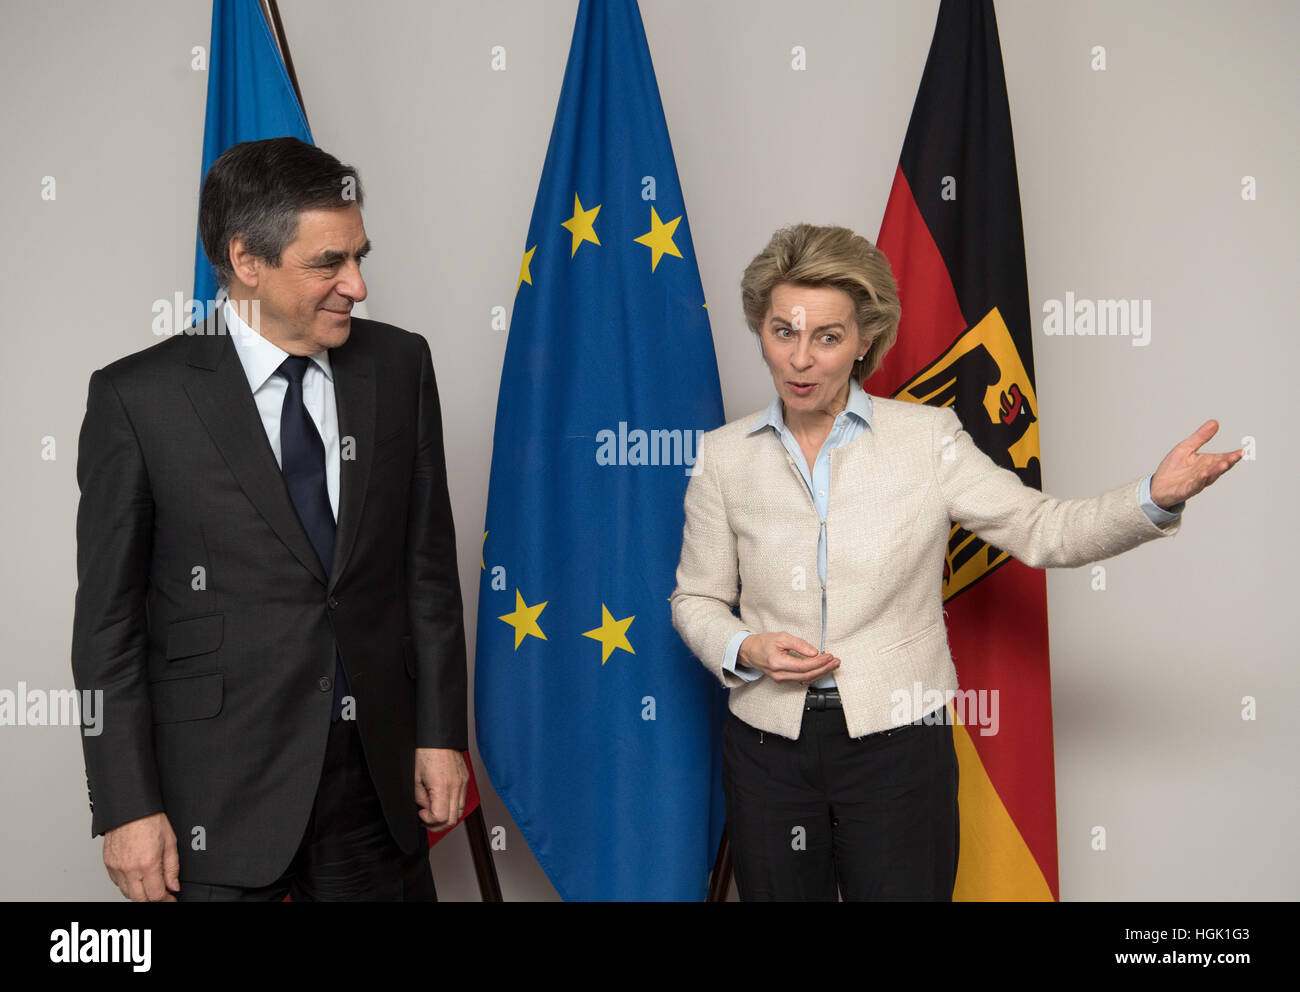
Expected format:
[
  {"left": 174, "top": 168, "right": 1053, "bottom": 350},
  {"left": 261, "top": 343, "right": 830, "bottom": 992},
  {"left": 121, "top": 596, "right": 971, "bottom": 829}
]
[
  {"left": 165, "top": 614, "right": 223, "bottom": 661},
  {"left": 150, "top": 672, "right": 224, "bottom": 724},
  {"left": 877, "top": 620, "right": 943, "bottom": 655}
]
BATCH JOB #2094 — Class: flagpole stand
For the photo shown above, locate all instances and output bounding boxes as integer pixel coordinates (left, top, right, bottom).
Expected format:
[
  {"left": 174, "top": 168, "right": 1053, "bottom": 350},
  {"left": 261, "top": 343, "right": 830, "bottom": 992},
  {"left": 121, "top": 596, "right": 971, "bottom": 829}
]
[
  {"left": 464, "top": 807, "right": 504, "bottom": 902},
  {"left": 706, "top": 826, "right": 732, "bottom": 902}
]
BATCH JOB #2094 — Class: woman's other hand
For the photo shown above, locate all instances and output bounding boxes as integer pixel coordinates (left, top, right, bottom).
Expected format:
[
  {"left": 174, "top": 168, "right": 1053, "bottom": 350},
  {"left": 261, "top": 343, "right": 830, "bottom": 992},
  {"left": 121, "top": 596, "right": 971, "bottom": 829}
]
[{"left": 739, "top": 632, "right": 840, "bottom": 684}]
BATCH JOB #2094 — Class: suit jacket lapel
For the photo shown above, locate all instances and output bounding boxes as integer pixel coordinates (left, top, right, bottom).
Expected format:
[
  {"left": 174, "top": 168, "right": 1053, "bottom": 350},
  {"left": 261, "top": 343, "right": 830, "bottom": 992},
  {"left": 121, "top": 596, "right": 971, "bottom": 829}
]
[
  {"left": 182, "top": 308, "right": 329, "bottom": 587},
  {"left": 325, "top": 328, "right": 375, "bottom": 595}
]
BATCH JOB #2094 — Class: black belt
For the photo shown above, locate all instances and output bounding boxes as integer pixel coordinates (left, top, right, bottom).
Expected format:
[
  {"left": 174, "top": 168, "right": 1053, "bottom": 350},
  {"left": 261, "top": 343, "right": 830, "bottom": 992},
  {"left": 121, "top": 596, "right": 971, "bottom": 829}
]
[{"left": 804, "top": 687, "right": 841, "bottom": 711}]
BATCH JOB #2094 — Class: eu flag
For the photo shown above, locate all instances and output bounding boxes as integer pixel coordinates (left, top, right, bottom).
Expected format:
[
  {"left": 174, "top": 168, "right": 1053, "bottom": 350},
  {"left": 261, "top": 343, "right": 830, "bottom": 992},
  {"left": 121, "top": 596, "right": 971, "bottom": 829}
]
[
  {"left": 474, "top": 0, "right": 727, "bottom": 901},
  {"left": 192, "top": 0, "right": 312, "bottom": 314}
]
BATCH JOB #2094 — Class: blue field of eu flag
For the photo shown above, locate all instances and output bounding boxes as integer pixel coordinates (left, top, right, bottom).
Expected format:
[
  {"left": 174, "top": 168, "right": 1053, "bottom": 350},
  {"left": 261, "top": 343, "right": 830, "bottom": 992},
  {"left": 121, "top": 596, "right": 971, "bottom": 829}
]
[
  {"left": 474, "top": 0, "right": 728, "bottom": 901},
  {"left": 192, "top": 0, "right": 312, "bottom": 315}
]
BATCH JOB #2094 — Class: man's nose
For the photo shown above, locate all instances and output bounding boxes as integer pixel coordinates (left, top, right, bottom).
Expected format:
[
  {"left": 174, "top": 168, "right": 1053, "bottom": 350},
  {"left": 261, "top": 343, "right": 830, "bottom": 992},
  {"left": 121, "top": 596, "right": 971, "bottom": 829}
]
[{"left": 338, "top": 260, "right": 367, "bottom": 303}]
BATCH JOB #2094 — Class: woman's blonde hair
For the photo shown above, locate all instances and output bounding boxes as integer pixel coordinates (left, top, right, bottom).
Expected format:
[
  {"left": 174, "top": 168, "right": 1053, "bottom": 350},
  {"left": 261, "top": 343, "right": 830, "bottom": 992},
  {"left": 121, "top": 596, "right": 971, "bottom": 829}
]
[{"left": 741, "top": 224, "right": 901, "bottom": 383}]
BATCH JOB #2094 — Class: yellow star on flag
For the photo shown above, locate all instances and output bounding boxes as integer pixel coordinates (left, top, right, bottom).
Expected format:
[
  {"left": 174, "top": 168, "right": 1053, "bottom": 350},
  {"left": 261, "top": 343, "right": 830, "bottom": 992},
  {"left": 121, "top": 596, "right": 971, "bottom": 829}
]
[
  {"left": 500, "top": 589, "right": 548, "bottom": 649},
  {"left": 634, "top": 206, "right": 683, "bottom": 272},
  {"left": 560, "top": 194, "right": 601, "bottom": 257},
  {"left": 516, "top": 245, "right": 536, "bottom": 294},
  {"left": 582, "top": 604, "right": 635, "bottom": 664}
]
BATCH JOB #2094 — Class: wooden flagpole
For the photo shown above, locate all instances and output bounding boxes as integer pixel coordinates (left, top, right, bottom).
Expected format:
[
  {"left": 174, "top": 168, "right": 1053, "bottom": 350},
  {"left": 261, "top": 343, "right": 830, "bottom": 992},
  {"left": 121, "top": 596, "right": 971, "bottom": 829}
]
[
  {"left": 261, "top": 0, "right": 309, "bottom": 129},
  {"left": 707, "top": 827, "right": 732, "bottom": 901}
]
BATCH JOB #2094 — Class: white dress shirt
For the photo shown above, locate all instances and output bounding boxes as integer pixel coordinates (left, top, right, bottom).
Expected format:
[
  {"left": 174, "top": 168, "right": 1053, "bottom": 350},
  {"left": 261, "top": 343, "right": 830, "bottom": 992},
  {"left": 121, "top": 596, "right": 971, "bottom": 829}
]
[{"left": 223, "top": 298, "right": 340, "bottom": 522}]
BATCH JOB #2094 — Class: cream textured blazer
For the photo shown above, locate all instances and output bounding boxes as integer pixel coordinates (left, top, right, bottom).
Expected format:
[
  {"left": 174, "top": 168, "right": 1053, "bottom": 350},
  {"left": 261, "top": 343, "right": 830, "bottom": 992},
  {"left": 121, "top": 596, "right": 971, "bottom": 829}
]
[{"left": 670, "top": 396, "right": 1181, "bottom": 740}]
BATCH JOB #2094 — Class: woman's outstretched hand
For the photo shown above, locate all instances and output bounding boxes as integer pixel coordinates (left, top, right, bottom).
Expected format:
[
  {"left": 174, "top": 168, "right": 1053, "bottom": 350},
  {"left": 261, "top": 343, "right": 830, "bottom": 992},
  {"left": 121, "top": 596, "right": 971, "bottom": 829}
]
[{"left": 1149, "top": 420, "right": 1244, "bottom": 510}]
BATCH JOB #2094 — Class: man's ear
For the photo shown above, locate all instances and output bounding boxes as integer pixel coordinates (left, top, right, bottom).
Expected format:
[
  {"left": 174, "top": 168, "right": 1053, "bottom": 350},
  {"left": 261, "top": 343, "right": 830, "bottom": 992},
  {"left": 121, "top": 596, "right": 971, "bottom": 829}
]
[{"left": 228, "top": 235, "right": 260, "bottom": 289}]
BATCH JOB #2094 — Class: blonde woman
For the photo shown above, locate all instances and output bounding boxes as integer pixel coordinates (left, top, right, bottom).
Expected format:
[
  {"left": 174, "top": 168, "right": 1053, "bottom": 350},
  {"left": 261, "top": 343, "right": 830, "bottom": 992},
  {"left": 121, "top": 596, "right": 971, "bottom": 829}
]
[{"left": 670, "top": 224, "right": 1239, "bottom": 901}]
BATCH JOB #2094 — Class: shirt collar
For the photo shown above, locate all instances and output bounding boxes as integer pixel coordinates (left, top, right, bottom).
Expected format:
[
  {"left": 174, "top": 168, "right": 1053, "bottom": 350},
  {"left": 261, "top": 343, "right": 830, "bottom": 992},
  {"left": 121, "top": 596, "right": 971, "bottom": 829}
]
[
  {"left": 748, "top": 377, "right": 873, "bottom": 435},
  {"left": 223, "top": 297, "right": 333, "bottom": 393}
]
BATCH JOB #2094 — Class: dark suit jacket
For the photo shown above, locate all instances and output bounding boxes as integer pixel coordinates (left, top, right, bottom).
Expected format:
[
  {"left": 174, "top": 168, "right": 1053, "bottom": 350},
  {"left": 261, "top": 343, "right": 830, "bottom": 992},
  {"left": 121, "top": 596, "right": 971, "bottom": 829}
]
[{"left": 70, "top": 307, "right": 468, "bottom": 887}]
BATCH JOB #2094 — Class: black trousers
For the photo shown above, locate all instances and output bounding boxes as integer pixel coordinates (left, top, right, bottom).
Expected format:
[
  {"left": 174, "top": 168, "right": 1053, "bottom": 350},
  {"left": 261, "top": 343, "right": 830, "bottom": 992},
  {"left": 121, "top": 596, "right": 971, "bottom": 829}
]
[
  {"left": 722, "top": 705, "right": 959, "bottom": 901},
  {"left": 178, "top": 717, "right": 436, "bottom": 902}
]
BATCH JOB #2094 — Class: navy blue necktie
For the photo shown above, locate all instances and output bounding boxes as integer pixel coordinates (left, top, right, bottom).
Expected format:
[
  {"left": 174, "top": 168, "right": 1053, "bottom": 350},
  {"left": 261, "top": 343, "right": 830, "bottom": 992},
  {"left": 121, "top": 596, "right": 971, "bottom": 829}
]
[{"left": 277, "top": 355, "right": 350, "bottom": 721}]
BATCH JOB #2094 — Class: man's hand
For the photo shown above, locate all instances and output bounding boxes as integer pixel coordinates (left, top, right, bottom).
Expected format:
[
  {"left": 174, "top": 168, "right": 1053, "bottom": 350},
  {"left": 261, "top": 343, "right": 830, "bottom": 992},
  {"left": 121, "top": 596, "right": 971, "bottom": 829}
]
[
  {"left": 739, "top": 633, "right": 840, "bottom": 685},
  {"left": 102, "top": 811, "right": 180, "bottom": 902},
  {"left": 415, "top": 747, "right": 469, "bottom": 832},
  {"left": 1150, "top": 419, "right": 1244, "bottom": 511}
]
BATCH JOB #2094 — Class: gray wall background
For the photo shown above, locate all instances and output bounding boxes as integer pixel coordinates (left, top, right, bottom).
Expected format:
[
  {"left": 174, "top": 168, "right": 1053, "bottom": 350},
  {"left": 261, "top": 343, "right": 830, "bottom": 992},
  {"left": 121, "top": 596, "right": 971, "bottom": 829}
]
[{"left": 1, "top": 0, "right": 1294, "bottom": 900}]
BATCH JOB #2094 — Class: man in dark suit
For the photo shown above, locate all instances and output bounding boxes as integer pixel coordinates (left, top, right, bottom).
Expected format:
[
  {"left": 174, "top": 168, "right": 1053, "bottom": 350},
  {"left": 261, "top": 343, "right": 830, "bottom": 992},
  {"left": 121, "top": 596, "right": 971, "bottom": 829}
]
[{"left": 71, "top": 137, "right": 468, "bottom": 901}]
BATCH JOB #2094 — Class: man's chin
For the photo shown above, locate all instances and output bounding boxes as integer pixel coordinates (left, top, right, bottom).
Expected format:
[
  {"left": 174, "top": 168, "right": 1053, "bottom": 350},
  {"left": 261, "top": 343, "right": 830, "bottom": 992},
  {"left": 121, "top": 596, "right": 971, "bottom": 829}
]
[{"left": 317, "top": 313, "right": 352, "bottom": 348}]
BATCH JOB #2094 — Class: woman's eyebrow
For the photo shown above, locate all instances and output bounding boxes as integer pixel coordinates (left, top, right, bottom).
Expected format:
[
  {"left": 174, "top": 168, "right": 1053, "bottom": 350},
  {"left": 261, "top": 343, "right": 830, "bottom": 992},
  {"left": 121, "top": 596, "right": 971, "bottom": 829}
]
[{"left": 770, "top": 316, "right": 847, "bottom": 332}]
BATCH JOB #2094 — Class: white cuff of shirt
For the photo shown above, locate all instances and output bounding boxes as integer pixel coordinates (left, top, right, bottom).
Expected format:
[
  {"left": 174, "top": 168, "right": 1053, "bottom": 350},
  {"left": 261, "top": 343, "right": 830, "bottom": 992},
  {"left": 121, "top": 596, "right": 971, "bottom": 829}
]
[
  {"left": 723, "top": 630, "right": 762, "bottom": 682},
  {"left": 1140, "top": 473, "right": 1183, "bottom": 524}
]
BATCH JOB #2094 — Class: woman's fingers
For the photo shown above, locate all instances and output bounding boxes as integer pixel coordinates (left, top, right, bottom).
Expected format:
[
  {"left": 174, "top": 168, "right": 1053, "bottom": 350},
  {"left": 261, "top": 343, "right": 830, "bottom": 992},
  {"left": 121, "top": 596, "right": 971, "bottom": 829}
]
[
  {"left": 775, "top": 633, "right": 820, "bottom": 657},
  {"left": 769, "top": 647, "right": 838, "bottom": 682}
]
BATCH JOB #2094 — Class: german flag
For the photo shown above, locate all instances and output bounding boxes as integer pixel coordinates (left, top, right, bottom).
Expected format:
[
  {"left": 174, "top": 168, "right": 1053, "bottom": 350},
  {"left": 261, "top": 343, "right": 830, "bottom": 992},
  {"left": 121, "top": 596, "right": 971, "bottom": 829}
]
[{"left": 868, "top": 0, "right": 1057, "bottom": 900}]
